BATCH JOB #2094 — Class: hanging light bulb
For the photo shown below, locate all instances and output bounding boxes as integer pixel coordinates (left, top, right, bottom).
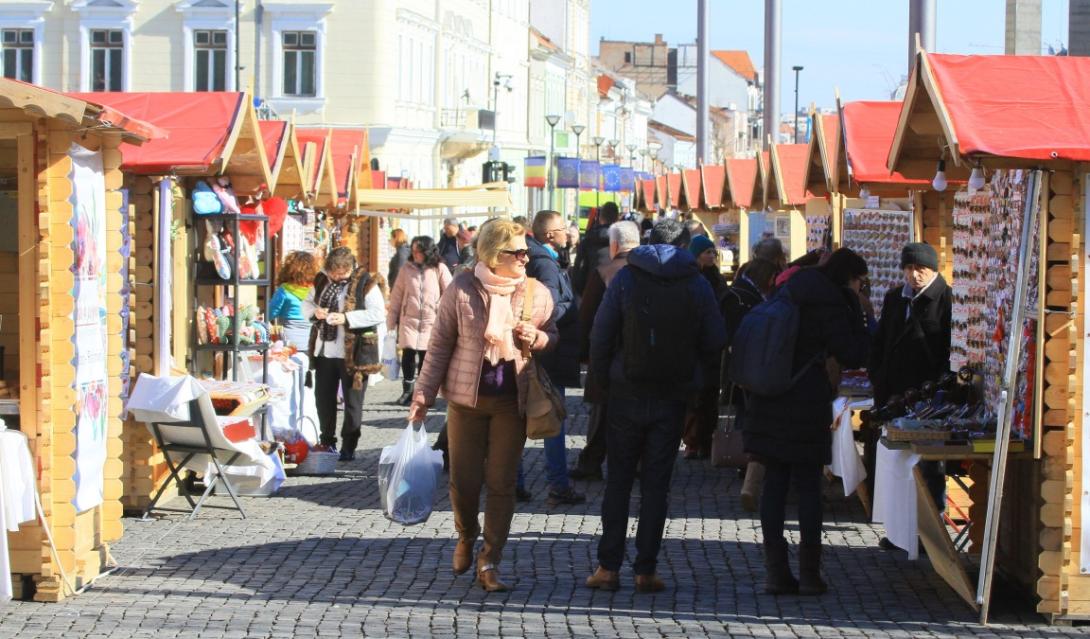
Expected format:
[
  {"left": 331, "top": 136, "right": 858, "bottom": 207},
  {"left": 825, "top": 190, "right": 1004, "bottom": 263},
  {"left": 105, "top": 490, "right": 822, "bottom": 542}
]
[
  {"left": 931, "top": 159, "right": 948, "bottom": 192},
  {"left": 859, "top": 186, "right": 871, "bottom": 200},
  {"left": 968, "top": 166, "right": 986, "bottom": 193}
]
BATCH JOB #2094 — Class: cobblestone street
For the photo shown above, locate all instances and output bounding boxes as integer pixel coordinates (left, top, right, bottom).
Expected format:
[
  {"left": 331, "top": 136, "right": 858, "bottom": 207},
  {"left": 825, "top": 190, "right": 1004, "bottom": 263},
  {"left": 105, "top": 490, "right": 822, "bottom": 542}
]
[{"left": 0, "top": 381, "right": 1076, "bottom": 638}]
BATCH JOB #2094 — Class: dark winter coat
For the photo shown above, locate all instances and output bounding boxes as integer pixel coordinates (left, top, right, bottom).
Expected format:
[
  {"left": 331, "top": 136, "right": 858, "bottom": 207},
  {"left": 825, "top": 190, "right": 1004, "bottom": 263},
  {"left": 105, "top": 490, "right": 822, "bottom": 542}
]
[
  {"left": 387, "top": 244, "right": 411, "bottom": 288},
  {"left": 437, "top": 234, "right": 460, "bottom": 272},
  {"left": 526, "top": 235, "right": 582, "bottom": 388},
  {"left": 578, "top": 250, "right": 629, "bottom": 404},
  {"left": 869, "top": 274, "right": 952, "bottom": 405},
  {"left": 742, "top": 268, "right": 870, "bottom": 465},
  {"left": 699, "top": 264, "right": 728, "bottom": 300},
  {"left": 589, "top": 244, "right": 727, "bottom": 402},
  {"left": 571, "top": 224, "right": 611, "bottom": 295},
  {"left": 719, "top": 275, "right": 764, "bottom": 409}
]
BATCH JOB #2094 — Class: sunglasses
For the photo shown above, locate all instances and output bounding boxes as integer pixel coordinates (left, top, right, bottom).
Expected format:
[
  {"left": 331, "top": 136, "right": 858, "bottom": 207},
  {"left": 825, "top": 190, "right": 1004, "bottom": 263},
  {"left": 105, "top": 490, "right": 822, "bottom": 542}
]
[{"left": 501, "top": 249, "right": 530, "bottom": 260}]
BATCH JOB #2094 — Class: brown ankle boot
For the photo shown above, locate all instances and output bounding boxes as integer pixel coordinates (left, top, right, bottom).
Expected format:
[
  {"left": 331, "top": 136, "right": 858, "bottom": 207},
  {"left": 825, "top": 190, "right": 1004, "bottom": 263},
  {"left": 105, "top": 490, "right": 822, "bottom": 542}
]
[
  {"left": 452, "top": 539, "right": 474, "bottom": 575},
  {"left": 585, "top": 566, "right": 620, "bottom": 591},
  {"left": 634, "top": 574, "right": 666, "bottom": 593},
  {"left": 476, "top": 564, "right": 510, "bottom": 592}
]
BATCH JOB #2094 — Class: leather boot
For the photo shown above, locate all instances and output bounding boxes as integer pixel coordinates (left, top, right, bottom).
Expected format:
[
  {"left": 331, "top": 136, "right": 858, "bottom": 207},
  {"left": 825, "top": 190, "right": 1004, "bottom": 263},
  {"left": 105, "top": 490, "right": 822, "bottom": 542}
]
[
  {"left": 798, "top": 542, "right": 828, "bottom": 596},
  {"left": 740, "top": 461, "right": 765, "bottom": 513},
  {"left": 397, "top": 380, "right": 414, "bottom": 406},
  {"left": 635, "top": 574, "right": 666, "bottom": 593},
  {"left": 584, "top": 566, "right": 620, "bottom": 591},
  {"left": 452, "top": 538, "right": 474, "bottom": 575},
  {"left": 763, "top": 538, "right": 799, "bottom": 595},
  {"left": 476, "top": 564, "right": 510, "bottom": 592}
]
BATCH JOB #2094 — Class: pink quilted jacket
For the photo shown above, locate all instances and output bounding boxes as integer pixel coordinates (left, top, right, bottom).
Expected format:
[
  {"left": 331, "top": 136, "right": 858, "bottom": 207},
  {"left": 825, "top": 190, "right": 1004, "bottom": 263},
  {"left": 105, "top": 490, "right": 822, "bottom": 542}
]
[
  {"left": 386, "top": 262, "right": 453, "bottom": 350},
  {"left": 413, "top": 271, "right": 557, "bottom": 414}
]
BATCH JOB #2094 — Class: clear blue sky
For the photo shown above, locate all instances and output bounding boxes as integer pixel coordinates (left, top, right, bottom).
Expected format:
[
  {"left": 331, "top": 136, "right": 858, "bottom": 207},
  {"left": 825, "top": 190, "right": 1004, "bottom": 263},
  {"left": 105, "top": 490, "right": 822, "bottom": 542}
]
[{"left": 591, "top": 0, "right": 1069, "bottom": 112}]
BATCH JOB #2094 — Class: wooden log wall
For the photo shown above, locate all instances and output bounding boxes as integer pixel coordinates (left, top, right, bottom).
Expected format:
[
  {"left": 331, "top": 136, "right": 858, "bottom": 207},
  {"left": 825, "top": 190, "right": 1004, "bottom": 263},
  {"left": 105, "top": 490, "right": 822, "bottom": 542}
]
[
  {"left": 1037, "top": 167, "right": 1080, "bottom": 619},
  {"left": 920, "top": 189, "right": 954, "bottom": 282}
]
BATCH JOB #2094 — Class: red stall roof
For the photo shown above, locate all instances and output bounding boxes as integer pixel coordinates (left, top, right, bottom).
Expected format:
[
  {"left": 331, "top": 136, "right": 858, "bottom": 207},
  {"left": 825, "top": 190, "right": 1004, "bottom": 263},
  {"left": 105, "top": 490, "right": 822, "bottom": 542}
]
[
  {"left": 328, "top": 128, "right": 367, "bottom": 197},
  {"left": 640, "top": 178, "right": 656, "bottom": 212},
  {"left": 0, "top": 79, "right": 161, "bottom": 142},
  {"left": 259, "top": 120, "right": 288, "bottom": 168},
  {"left": 843, "top": 101, "right": 926, "bottom": 187},
  {"left": 680, "top": 168, "right": 701, "bottom": 210},
  {"left": 666, "top": 172, "right": 682, "bottom": 208},
  {"left": 656, "top": 175, "right": 668, "bottom": 210},
  {"left": 726, "top": 158, "right": 758, "bottom": 209},
  {"left": 770, "top": 143, "right": 811, "bottom": 206},
  {"left": 700, "top": 164, "right": 726, "bottom": 208},
  {"left": 68, "top": 91, "right": 245, "bottom": 173}
]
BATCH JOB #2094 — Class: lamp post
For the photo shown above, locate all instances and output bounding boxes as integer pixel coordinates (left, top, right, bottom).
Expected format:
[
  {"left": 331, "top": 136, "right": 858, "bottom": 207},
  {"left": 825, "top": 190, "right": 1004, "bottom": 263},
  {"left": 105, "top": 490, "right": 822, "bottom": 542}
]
[
  {"left": 545, "top": 114, "right": 561, "bottom": 210},
  {"left": 593, "top": 136, "right": 605, "bottom": 210},
  {"left": 626, "top": 143, "right": 637, "bottom": 167},
  {"left": 570, "top": 124, "right": 585, "bottom": 159},
  {"left": 792, "top": 65, "right": 803, "bottom": 143},
  {"left": 492, "top": 72, "right": 512, "bottom": 147},
  {"left": 608, "top": 139, "right": 619, "bottom": 163}
]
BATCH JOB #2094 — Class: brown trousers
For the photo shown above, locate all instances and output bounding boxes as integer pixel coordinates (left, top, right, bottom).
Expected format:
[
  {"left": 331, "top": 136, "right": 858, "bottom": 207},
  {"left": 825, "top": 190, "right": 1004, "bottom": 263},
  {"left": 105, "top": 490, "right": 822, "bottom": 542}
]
[{"left": 447, "top": 394, "right": 526, "bottom": 567}]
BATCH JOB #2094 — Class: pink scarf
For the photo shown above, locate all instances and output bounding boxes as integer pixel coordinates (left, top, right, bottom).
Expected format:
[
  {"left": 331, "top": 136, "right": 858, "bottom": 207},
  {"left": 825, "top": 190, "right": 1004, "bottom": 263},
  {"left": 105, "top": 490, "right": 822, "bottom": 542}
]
[{"left": 474, "top": 262, "right": 524, "bottom": 365}]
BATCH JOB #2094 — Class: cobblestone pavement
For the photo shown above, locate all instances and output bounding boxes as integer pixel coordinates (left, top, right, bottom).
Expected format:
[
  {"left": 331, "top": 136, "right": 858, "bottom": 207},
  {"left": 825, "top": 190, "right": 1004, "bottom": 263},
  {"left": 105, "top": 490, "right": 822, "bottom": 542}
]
[{"left": 0, "top": 381, "right": 1079, "bottom": 638}]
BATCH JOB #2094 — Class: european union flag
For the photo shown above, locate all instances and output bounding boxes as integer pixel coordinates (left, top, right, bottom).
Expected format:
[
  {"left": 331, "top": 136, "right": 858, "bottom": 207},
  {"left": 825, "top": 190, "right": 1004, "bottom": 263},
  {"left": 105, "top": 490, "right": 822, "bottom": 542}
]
[
  {"left": 619, "top": 167, "right": 635, "bottom": 192},
  {"left": 579, "top": 160, "right": 600, "bottom": 190},
  {"left": 556, "top": 157, "right": 580, "bottom": 188},
  {"left": 601, "top": 164, "right": 622, "bottom": 192}
]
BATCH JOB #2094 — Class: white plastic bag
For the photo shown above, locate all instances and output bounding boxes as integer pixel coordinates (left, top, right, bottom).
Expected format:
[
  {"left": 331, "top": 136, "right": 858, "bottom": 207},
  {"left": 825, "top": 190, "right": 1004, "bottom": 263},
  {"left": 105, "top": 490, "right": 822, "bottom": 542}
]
[
  {"left": 377, "top": 421, "right": 443, "bottom": 525},
  {"left": 381, "top": 332, "right": 400, "bottom": 381}
]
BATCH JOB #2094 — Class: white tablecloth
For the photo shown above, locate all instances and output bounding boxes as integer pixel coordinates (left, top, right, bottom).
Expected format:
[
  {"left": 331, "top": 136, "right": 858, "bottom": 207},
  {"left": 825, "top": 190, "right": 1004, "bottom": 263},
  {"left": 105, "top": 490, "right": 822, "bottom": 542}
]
[
  {"left": 872, "top": 439, "right": 922, "bottom": 560},
  {"left": 828, "top": 397, "right": 871, "bottom": 497},
  {"left": 0, "top": 427, "right": 37, "bottom": 601},
  {"left": 243, "top": 352, "right": 318, "bottom": 444}
]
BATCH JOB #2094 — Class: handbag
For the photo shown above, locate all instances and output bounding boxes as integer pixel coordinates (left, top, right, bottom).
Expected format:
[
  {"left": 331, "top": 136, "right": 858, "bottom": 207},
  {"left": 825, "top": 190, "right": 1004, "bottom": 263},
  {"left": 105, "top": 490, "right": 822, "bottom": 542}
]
[
  {"left": 711, "top": 385, "right": 747, "bottom": 468},
  {"left": 521, "top": 278, "right": 565, "bottom": 440}
]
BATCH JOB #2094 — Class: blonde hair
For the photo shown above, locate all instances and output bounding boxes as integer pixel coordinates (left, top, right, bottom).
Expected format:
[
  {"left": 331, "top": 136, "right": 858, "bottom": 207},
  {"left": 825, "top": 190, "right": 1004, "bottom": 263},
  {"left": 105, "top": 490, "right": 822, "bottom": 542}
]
[
  {"left": 476, "top": 219, "right": 525, "bottom": 268},
  {"left": 390, "top": 227, "right": 408, "bottom": 247}
]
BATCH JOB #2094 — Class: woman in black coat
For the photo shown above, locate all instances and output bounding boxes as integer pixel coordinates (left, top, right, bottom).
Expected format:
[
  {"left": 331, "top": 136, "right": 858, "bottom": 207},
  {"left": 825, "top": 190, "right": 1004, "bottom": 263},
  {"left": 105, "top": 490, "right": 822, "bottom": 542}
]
[
  {"left": 387, "top": 228, "right": 411, "bottom": 287},
  {"left": 743, "top": 248, "right": 870, "bottom": 597}
]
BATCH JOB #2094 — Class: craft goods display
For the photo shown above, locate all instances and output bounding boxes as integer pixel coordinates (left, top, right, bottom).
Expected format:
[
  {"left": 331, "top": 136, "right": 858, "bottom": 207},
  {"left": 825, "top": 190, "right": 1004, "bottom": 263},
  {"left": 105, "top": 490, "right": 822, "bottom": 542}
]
[
  {"left": 842, "top": 209, "right": 913, "bottom": 316},
  {"left": 806, "top": 215, "right": 831, "bottom": 253},
  {"left": 195, "top": 303, "right": 273, "bottom": 346}
]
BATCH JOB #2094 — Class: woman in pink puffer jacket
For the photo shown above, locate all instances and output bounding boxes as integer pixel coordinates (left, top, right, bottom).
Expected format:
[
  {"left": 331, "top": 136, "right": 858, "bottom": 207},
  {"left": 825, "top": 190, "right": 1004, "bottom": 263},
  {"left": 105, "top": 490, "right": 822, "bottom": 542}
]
[{"left": 386, "top": 235, "right": 453, "bottom": 405}]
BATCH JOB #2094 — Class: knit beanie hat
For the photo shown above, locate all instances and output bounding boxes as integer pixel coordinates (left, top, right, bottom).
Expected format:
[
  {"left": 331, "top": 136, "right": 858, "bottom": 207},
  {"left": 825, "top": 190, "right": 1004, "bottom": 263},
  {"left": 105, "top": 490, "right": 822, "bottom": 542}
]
[
  {"left": 688, "top": 234, "right": 716, "bottom": 258},
  {"left": 900, "top": 242, "right": 938, "bottom": 270}
]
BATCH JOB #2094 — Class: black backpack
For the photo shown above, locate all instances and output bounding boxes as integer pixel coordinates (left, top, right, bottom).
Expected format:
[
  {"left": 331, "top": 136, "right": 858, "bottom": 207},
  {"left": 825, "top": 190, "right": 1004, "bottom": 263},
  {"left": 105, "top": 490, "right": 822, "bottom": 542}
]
[{"left": 621, "top": 266, "right": 698, "bottom": 385}]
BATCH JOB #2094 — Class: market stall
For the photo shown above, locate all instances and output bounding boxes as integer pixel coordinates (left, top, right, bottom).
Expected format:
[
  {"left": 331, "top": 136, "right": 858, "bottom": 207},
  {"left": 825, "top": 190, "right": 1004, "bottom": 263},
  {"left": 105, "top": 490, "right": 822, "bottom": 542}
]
[
  {"left": 887, "top": 49, "right": 1090, "bottom": 623},
  {"left": 725, "top": 156, "right": 760, "bottom": 265},
  {"left": 0, "top": 79, "right": 157, "bottom": 600},
  {"left": 765, "top": 143, "right": 811, "bottom": 260}
]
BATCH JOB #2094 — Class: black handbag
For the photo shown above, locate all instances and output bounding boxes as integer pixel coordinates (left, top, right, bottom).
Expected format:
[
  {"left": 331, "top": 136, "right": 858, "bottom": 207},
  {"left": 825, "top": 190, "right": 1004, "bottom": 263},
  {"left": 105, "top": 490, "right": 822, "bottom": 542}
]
[{"left": 711, "top": 385, "right": 747, "bottom": 468}]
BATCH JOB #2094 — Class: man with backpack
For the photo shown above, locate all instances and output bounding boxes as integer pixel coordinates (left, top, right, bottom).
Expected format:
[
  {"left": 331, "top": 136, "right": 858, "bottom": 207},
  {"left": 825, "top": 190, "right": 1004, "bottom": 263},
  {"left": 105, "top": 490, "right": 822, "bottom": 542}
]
[
  {"left": 585, "top": 219, "right": 726, "bottom": 593},
  {"left": 572, "top": 201, "right": 619, "bottom": 295}
]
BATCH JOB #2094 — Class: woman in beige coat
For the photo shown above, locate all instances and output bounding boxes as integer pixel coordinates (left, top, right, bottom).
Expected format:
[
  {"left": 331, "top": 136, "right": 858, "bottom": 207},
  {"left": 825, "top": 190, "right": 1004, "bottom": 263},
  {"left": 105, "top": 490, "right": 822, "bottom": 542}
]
[
  {"left": 409, "top": 219, "right": 557, "bottom": 593},
  {"left": 386, "top": 236, "right": 453, "bottom": 405}
]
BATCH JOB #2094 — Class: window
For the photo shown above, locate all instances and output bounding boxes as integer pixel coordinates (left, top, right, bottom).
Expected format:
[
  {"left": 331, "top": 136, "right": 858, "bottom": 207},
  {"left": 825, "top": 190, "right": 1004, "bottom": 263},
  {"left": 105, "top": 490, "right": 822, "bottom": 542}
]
[
  {"left": 90, "top": 28, "right": 123, "bottom": 91},
  {"left": 624, "top": 51, "right": 631, "bottom": 64},
  {"left": 194, "top": 29, "right": 227, "bottom": 91},
  {"left": 282, "top": 31, "right": 316, "bottom": 97},
  {"left": 1, "top": 29, "right": 32, "bottom": 82}
]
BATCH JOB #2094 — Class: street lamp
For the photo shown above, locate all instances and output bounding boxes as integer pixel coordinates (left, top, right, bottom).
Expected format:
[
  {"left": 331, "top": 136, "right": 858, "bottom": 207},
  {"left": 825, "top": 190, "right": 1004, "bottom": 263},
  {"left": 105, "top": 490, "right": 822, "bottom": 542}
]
[
  {"left": 592, "top": 136, "right": 605, "bottom": 209},
  {"left": 570, "top": 124, "right": 585, "bottom": 159},
  {"left": 626, "top": 143, "right": 637, "bottom": 167},
  {"left": 608, "top": 139, "right": 620, "bottom": 162},
  {"left": 545, "top": 114, "right": 561, "bottom": 210},
  {"left": 792, "top": 65, "right": 804, "bottom": 144}
]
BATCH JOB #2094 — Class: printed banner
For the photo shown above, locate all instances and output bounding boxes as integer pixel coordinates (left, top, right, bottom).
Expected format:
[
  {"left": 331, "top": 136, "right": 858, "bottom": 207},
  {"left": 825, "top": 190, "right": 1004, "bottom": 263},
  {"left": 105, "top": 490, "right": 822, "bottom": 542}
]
[
  {"left": 524, "top": 156, "right": 546, "bottom": 188},
  {"left": 556, "top": 157, "right": 580, "bottom": 189},
  {"left": 619, "top": 167, "right": 636, "bottom": 192},
  {"left": 601, "top": 164, "right": 622, "bottom": 192},
  {"left": 578, "top": 160, "right": 600, "bottom": 190},
  {"left": 69, "top": 143, "right": 109, "bottom": 513}
]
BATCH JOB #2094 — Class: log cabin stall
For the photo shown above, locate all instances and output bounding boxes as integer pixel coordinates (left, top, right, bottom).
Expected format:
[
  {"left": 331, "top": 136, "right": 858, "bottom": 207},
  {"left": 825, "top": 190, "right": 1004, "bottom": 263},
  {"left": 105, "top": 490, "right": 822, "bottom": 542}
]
[
  {"left": 0, "top": 79, "right": 159, "bottom": 601},
  {"left": 65, "top": 91, "right": 277, "bottom": 514},
  {"left": 690, "top": 162, "right": 746, "bottom": 274},
  {"left": 887, "top": 50, "right": 1090, "bottom": 623}
]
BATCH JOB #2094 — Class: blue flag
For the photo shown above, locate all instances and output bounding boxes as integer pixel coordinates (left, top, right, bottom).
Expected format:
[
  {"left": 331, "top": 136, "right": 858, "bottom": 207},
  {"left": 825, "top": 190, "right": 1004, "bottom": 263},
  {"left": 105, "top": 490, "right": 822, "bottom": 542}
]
[
  {"left": 579, "top": 160, "right": 600, "bottom": 190},
  {"left": 556, "top": 157, "right": 580, "bottom": 188},
  {"left": 619, "top": 167, "right": 635, "bottom": 192},
  {"left": 601, "top": 164, "right": 622, "bottom": 192}
]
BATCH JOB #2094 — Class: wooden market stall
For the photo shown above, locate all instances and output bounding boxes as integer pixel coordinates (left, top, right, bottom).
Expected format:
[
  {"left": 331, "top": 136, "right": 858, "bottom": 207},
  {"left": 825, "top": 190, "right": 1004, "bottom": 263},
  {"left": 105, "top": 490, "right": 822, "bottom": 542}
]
[
  {"left": 725, "top": 156, "right": 760, "bottom": 265},
  {"left": 888, "top": 49, "right": 1090, "bottom": 623},
  {"left": 803, "top": 111, "right": 839, "bottom": 248},
  {"left": 69, "top": 91, "right": 274, "bottom": 513},
  {"left": 0, "top": 79, "right": 158, "bottom": 600},
  {"left": 766, "top": 143, "right": 811, "bottom": 260}
]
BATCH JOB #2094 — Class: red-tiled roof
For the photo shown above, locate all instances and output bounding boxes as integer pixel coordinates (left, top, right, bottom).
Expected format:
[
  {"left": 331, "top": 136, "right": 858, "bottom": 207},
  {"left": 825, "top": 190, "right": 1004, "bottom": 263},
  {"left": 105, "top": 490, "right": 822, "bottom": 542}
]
[
  {"left": 772, "top": 143, "right": 812, "bottom": 206},
  {"left": 701, "top": 164, "right": 726, "bottom": 208},
  {"left": 711, "top": 50, "right": 757, "bottom": 82},
  {"left": 726, "top": 158, "right": 758, "bottom": 209}
]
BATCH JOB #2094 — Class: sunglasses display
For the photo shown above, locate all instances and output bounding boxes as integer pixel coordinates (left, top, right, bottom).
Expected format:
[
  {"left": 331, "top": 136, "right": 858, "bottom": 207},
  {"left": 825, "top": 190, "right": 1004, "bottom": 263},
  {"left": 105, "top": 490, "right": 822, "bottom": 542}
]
[
  {"left": 950, "top": 169, "right": 1040, "bottom": 441},
  {"left": 842, "top": 209, "right": 913, "bottom": 318}
]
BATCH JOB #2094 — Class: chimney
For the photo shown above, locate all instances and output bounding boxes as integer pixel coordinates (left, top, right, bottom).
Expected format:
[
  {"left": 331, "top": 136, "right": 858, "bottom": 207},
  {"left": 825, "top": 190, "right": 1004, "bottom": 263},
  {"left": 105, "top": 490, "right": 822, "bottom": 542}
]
[{"left": 655, "top": 33, "right": 665, "bottom": 45}]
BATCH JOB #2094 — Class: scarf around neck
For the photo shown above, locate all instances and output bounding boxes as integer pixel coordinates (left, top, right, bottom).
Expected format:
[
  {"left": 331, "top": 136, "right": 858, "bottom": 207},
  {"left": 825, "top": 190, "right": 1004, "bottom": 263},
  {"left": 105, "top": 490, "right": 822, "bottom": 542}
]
[
  {"left": 474, "top": 262, "right": 525, "bottom": 365},
  {"left": 317, "top": 277, "right": 350, "bottom": 342},
  {"left": 283, "top": 283, "right": 311, "bottom": 301}
]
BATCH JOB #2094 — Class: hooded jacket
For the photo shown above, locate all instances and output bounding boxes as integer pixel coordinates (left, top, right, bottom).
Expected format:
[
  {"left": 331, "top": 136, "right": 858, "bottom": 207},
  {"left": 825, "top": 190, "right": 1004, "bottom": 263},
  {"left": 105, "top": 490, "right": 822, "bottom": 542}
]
[
  {"left": 526, "top": 235, "right": 581, "bottom": 388},
  {"left": 742, "top": 267, "right": 870, "bottom": 465},
  {"left": 589, "top": 244, "right": 726, "bottom": 401}
]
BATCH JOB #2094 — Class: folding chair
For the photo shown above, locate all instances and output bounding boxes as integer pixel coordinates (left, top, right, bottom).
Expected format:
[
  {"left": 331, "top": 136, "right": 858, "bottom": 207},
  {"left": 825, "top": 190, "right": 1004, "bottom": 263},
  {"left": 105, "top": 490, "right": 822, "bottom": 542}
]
[{"left": 143, "top": 398, "right": 249, "bottom": 520}]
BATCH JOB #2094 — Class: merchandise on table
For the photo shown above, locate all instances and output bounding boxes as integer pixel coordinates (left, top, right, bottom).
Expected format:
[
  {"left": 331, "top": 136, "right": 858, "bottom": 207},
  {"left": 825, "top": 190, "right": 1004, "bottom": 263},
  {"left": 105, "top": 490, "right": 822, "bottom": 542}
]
[
  {"left": 806, "top": 215, "right": 831, "bottom": 253},
  {"left": 842, "top": 209, "right": 912, "bottom": 317}
]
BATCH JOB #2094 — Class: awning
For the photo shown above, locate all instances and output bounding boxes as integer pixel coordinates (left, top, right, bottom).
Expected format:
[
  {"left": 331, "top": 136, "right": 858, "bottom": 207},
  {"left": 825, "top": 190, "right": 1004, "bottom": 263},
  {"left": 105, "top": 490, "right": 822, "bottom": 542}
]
[
  {"left": 680, "top": 168, "right": 701, "bottom": 210},
  {"left": 667, "top": 173, "right": 682, "bottom": 208},
  {"left": 769, "top": 143, "right": 812, "bottom": 207},
  {"left": 0, "top": 78, "right": 161, "bottom": 143},
  {"left": 355, "top": 184, "right": 511, "bottom": 210},
  {"left": 843, "top": 101, "right": 927, "bottom": 188}
]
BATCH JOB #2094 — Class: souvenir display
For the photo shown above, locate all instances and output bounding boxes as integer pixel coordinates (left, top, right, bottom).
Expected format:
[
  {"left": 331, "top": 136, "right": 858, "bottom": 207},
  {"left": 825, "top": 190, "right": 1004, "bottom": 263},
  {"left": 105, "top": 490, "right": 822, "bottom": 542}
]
[
  {"left": 806, "top": 215, "right": 831, "bottom": 253},
  {"left": 195, "top": 303, "right": 273, "bottom": 346},
  {"left": 842, "top": 209, "right": 913, "bottom": 316}
]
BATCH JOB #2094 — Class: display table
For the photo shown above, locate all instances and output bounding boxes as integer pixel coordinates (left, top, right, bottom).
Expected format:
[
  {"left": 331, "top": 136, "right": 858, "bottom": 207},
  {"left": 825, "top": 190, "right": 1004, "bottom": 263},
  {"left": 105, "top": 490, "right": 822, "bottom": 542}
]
[
  {"left": 0, "top": 427, "right": 37, "bottom": 601},
  {"left": 243, "top": 351, "right": 318, "bottom": 444},
  {"left": 829, "top": 396, "right": 871, "bottom": 499},
  {"left": 872, "top": 437, "right": 998, "bottom": 612}
]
